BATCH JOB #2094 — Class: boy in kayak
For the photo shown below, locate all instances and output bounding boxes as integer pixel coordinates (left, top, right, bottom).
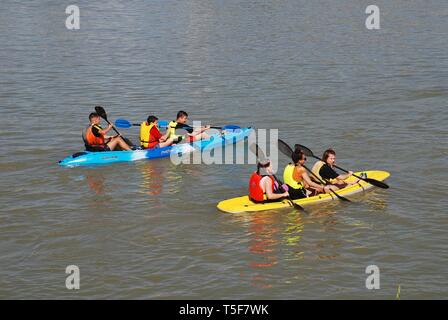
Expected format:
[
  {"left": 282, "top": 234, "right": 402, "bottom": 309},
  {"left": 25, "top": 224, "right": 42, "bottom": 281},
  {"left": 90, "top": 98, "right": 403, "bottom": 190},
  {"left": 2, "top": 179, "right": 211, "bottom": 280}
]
[
  {"left": 83, "top": 112, "right": 132, "bottom": 151},
  {"left": 140, "top": 115, "right": 175, "bottom": 149},
  {"left": 249, "top": 160, "right": 289, "bottom": 203},
  {"left": 167, "top": 111, "right": 210, "bottom": 143},
  {"left": 283, "top": 148, "right": 332, "bottom": 199},
  {"left": 311, "top": 149, "right": 358, "bottom": 189}
]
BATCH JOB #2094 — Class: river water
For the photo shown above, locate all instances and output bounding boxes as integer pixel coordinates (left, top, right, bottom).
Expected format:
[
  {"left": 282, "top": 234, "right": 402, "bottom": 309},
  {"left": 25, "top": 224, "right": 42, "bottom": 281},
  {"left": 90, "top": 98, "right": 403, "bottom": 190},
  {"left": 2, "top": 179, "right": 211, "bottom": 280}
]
[{"left": 0, "top": 0, "right": 447, "bottom": 299}]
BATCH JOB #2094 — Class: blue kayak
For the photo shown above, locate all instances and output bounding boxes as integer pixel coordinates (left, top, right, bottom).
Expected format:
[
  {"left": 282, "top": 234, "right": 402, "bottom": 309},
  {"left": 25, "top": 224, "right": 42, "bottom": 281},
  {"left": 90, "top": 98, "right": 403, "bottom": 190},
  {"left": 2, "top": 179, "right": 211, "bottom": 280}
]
[{"left": 59, "top": 127, "right": 253, "bottom": 167}]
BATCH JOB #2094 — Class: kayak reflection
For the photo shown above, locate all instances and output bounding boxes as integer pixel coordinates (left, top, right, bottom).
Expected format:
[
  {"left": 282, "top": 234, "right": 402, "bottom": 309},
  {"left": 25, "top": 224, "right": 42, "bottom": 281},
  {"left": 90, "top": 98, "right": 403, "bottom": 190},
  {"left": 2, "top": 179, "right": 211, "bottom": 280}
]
[
  {"left": 232, "top": 210, "right": 305, "bottom": 289},
  {"left": 86, "top": 172, "right": 105, "bottom": 195},
  {"left": 138, "top": 160, "right": 166, "bottom": 197}
]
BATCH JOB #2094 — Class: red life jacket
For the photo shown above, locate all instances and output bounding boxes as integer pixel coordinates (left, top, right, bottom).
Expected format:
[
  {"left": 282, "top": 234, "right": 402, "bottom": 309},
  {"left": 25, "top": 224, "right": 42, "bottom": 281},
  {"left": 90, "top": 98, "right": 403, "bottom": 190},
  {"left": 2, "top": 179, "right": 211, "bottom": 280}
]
[{"left": 249, "top": 172, "right": 275, "bottom": 202}]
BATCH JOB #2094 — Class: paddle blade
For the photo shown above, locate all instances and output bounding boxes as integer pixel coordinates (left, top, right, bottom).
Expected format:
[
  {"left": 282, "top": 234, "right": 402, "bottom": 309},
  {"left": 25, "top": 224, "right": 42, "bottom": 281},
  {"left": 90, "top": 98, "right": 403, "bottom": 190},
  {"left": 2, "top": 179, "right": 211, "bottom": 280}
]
[
  {"left": 294, "top": 143, "right": 314, "bottom": 157},
  {"left": 221, "top": 125, "right": 241, "bottom": 131},
  {"left": 277, "top": 139, "right": 294, "bottom": 159},
  {"left": 249, "top": 143, "right": 267, "bottom": 161},
  {"left": 363, "top": 178, "right": 390, "bottom": 189},
  {"left": 175, "top": 123, "right": 194, "bottom": 133},
  {"left": 289, "top": 198, "right": 307, "bottom": 212},
  {"left": 336, "top": 192, "right": 351, "bottom": 202},
  {"left": 115, "top": 119, "right": 132, "bottom": 129},
  {"left": 94, "top": 106, "right": 107, "bottom": 120},
  {"left": 158, "top": 120, "right": 168, "bottom": 128}
]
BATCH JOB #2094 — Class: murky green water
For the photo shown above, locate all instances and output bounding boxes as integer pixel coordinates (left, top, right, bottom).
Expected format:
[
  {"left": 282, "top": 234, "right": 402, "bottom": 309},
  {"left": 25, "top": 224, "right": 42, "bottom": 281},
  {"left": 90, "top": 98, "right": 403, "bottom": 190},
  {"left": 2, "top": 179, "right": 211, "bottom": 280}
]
[{"left": 1, "top": 0, "right": 447, "bottom": 299}]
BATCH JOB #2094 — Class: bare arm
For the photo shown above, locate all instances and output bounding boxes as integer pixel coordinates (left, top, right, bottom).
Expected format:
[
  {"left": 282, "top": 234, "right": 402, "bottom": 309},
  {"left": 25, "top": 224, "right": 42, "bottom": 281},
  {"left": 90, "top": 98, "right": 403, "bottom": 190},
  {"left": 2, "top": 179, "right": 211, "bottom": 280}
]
[
  {"left": 264, "top": 178, "right": 288, "bottom": 200},
  {"left": 159, "top": 130, "right": 169, "bottom": 142},
  {"left": 99, "top": 124, "right": 113, "bottom": 136},
  {"left": 336, "top": 171, "right": 353, "bottom": 181},
  {"left": 302, "top": 172, "right": 325, "bottom": 192}
]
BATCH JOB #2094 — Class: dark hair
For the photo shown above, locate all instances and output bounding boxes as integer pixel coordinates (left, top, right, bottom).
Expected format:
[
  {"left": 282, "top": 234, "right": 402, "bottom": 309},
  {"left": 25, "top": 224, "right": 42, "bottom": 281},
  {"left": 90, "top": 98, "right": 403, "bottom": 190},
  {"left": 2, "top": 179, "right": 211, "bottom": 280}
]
[
  {"left": 256, "top": 160, "right": 271, "bottom": 174},
  {"left": 322, "top": 149, "right": 336, "bottom": 163},
  {"left": 147, "top": 115, "right": 158, "bottom": 123},
  {"left": 292, "top": 149, "right": 305, "bottom": 164},
  {"left": 89, "top": 112, "right": 99, "bottom": 120},
  {"left": 176, "top": 110, "right": 188, "bottom": 119}
]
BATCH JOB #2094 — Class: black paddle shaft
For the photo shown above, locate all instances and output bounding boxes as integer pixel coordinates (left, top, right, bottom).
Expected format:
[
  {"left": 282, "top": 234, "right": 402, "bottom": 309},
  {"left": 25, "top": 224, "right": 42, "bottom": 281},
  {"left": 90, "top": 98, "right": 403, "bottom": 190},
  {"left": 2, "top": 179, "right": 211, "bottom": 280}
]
[
  {"left": 308, "top": 154, "right": 389, "bottom": 189},
  {"left": 277, "top": 139, "right": 351, "bottom": 202},
  {"left": 94, "top": 106, "right": 121, "bottom": 136},
  {"left": 294, "top": 142, "right": 389, "bottom": 189},
  {"left": 94, "top": 106, "right": 134, "bottom": 146}
]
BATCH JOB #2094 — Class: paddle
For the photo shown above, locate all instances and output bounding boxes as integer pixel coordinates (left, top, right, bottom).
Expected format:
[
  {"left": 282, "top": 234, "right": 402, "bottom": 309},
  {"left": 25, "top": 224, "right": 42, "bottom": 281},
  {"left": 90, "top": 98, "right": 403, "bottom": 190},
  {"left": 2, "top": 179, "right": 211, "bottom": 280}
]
[
  {"left": 94, "top": 106, "right": 134, "bottom": 147},
  {"left": 176, "top": 123, "right": 241, "bottom": 132},
  {"left": 294, "top": 143, "right": 389, "bottom": 189},
  {"left": 114, "top": 118, "right": 241, "bottom": 132},
  {"left": 277, "top": 139, "right": 351, "bottom": 202},
  {"left": 115, "top": 119, "right": 169, "bottom": 129},
  {"left": 248, "top": 143, "right": 306, "bottom": 212}
]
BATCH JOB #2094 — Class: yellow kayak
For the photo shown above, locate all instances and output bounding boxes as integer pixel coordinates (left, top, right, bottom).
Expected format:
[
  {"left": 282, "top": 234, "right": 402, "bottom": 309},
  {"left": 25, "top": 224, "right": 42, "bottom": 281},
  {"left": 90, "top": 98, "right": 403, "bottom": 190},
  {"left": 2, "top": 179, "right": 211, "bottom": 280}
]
[{"left": 217, "top": 170, "right": 390, "bottom": 213}]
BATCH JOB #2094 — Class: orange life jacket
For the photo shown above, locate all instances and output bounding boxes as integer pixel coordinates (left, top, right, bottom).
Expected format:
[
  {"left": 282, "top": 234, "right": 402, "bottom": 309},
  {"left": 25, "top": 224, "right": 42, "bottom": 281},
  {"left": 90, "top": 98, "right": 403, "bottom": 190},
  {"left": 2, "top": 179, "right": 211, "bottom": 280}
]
[
  {"left": 249, "top": 172, "right": 275, "bottom": 202},
  {"left": 85, "top": 125, "right": 105, "bottom": 147}
]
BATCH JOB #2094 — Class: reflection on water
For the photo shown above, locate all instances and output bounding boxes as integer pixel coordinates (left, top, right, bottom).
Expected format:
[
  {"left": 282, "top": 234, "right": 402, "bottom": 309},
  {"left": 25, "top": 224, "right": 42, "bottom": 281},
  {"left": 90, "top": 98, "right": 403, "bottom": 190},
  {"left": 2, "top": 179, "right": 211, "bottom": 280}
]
[
  {"left": 86, "top": 173, "right": 105, "bottom": 195},
  {"left": 247, "top": 212, "right": 280, "bottom": 289},
  {"left": 309, "top": 206, "right": 342, "bottom": 261},
  {"left": 82, "top": 171, "right": 113, "bottom": 210},
  {"left": 230, "top": 210, "right": 306, "bottom": 289},
  {"left": 282, "top": 212, "right": 305, "bottom": 262},
  {"left": 139, "top": 160, "right": 166, "bottom": 196}
]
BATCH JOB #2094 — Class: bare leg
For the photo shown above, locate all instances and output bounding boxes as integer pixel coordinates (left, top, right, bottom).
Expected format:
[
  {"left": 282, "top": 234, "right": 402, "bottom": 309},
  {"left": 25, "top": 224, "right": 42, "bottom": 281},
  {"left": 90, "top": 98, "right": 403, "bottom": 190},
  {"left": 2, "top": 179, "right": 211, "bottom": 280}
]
[
  {"left": 107, "top": 136, "right": 131, "bottom": 151},
  {"left": 324, "top": 185, "right": 340, "bottom": 193},
  {"left": 192, "top": 132, "right": 210, "bottom": 141},
  {"left": 158, "top": 138, "right": 174, "bottom": 148}
]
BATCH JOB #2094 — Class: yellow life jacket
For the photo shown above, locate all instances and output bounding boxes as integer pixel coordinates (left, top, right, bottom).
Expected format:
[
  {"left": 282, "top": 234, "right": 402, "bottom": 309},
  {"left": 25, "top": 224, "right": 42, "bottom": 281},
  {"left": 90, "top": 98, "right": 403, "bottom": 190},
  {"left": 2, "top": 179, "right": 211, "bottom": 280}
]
[
  {"left": 140, "top": 121, "right": 156, "bottom": 148},
  {"left": 167, "top": 120, "right": 181, "bottom": 140},
  {"left": 311, "top": 160, "right": 337, "bottom": 184},
  {"left": 283, "top": 164, "right": 304, "bottom": 190}
]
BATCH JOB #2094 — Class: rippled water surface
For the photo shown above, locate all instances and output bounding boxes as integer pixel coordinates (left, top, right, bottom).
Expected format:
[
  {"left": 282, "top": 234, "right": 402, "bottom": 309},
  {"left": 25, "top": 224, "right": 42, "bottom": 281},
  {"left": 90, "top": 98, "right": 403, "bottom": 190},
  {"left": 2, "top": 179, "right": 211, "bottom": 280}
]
[{"left": 0, "top": 0, "right": 447, "bottom": 299}]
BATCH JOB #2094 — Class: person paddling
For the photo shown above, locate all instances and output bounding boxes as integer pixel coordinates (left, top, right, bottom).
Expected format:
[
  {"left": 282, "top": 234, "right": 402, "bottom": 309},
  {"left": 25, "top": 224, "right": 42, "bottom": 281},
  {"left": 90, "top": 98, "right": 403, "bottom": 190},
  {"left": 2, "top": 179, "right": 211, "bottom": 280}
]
[
  {"left": 311, "top": 148, "right": 359, "bottom": 189},
  {"left": 83, "top": 112, "right": 131, "bottom": 151},
  {"left": 140, "top": 115, "right": 175, "bottom": 149},
  {"left": 249, "top": 160, "right": 289, "bottom": 203},
  {"left": 283, "top": 148, "right": 333, "bottom": 199},
  {"left": 167, "top": 111, "right": 210, "bottom": 143}
]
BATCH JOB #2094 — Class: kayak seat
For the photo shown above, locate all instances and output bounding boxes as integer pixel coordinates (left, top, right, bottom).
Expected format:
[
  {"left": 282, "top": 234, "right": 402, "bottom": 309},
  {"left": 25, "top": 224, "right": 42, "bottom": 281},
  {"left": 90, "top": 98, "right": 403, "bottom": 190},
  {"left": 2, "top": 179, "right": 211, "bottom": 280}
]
[{"left": 72, "top": 152, "right": 88, "bottom": 158}]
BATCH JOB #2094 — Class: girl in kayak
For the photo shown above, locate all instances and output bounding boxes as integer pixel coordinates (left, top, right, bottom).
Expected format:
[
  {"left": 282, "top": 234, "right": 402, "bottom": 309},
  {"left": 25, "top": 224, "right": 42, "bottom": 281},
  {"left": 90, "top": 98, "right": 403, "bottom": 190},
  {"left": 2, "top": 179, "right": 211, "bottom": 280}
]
[
  {"left": 167, "top": 111, "right": 210, "bottom": 143},
  {"left": 83, "top": 112, "right": 131, "bottom": 151},
  {"left": 249, "top": 160, "right": 289, "bottom": 203},
  {"left": 311, "top": 149, "right": 358, "bottom": 189},
  {"left": 283, "top": 148, "right": 330, "bottom": 199},
  {"left": 140, "top": 115, "right": 175, "bottom": 149}
]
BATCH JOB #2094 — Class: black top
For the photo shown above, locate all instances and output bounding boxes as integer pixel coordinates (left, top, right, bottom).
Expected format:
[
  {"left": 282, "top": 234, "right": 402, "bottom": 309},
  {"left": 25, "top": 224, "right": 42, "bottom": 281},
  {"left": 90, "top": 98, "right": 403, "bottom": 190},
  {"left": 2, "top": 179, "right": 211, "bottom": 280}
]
[
  {"left": 319, "top": 164, "right": 339, "bottom": 180},
  {"left": 91, "top": 125, "right": 103, "bottom": 137}
]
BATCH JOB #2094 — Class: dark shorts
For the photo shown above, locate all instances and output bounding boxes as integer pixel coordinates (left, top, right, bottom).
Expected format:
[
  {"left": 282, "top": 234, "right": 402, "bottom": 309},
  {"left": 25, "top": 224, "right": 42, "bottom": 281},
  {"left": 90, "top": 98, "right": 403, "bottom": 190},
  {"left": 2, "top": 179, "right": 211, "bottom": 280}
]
[
  {"left": 287, "top": 185, "right": 307, "bottom": 200},
  {"left": 86, "top": 145, "right": 110, "bottom": 152}
]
